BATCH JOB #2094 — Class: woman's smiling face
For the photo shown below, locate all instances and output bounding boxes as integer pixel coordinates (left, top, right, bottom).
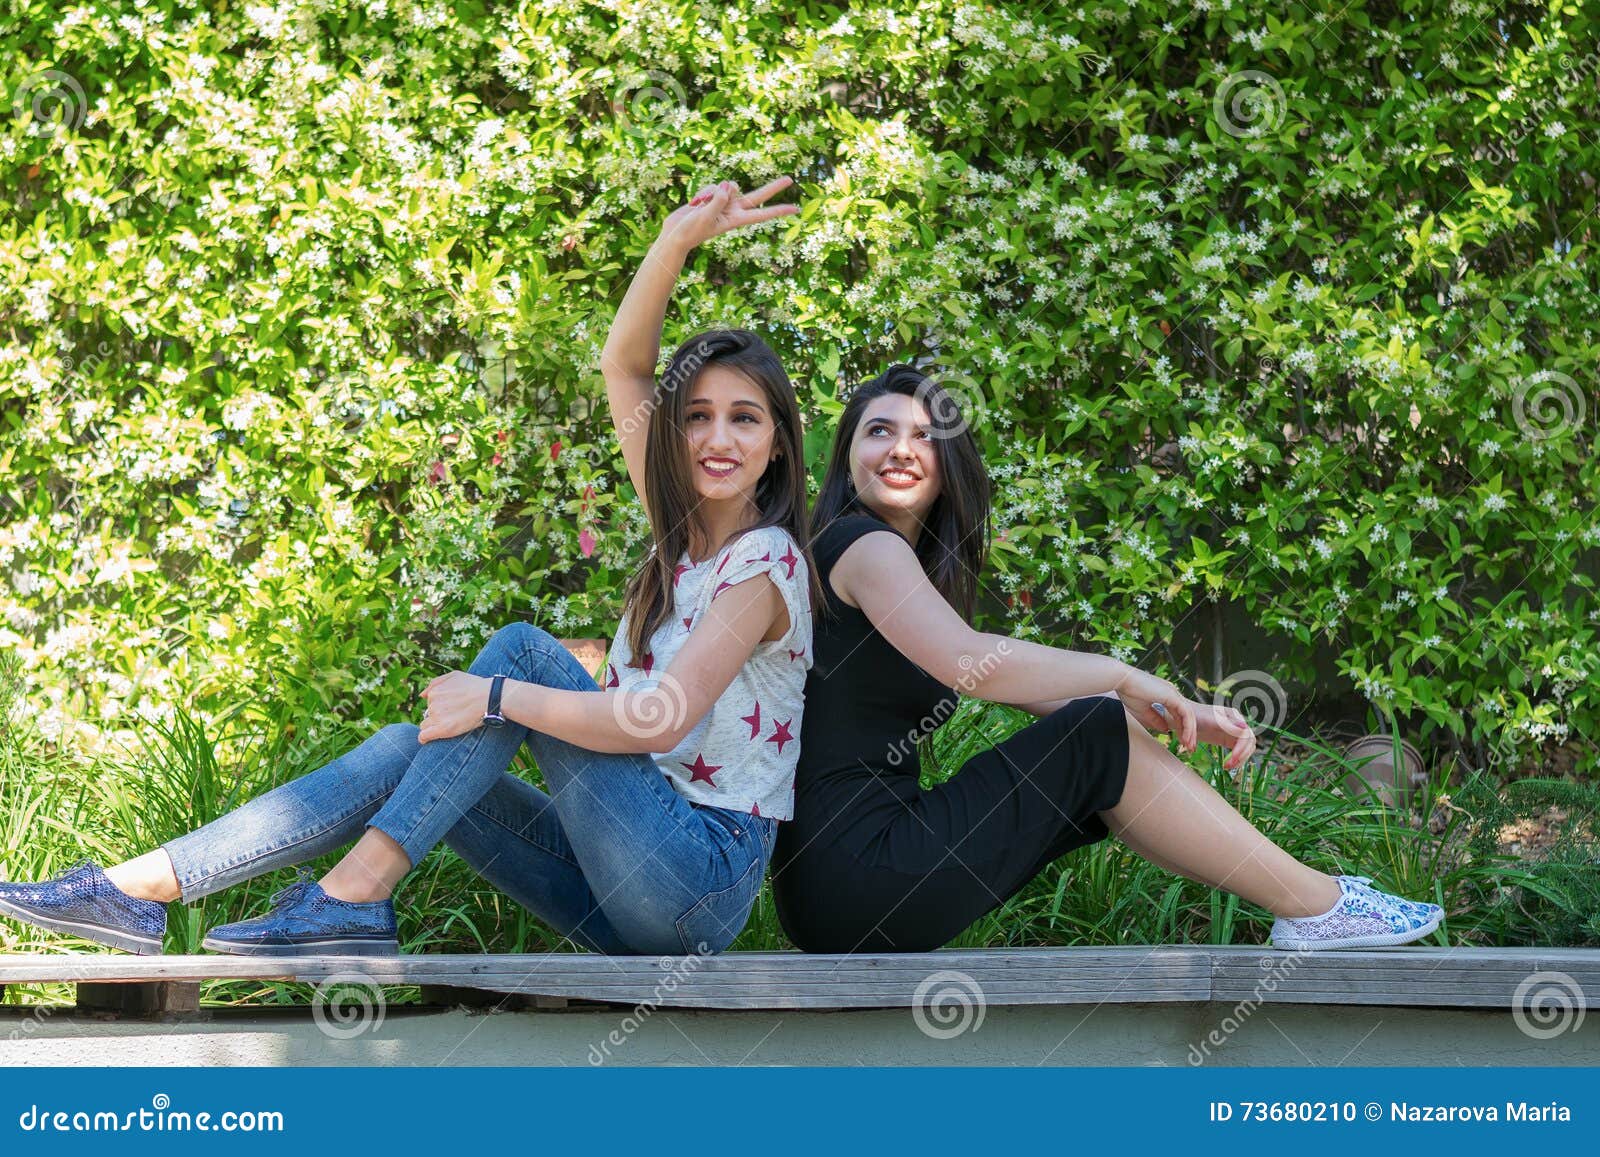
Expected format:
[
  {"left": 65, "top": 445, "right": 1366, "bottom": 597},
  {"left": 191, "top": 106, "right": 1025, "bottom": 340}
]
[
  {"left": 848, "top": 392, "right": 942, "bottom": 523},
  {"left": 682, "top": 364, "right": 779, "bottom": 503}
]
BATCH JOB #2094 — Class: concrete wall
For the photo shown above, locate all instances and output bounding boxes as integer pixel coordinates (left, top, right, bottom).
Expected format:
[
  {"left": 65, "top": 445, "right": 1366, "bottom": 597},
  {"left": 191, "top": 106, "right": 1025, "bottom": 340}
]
[{"left": 2, "top": 1002, "right": 1594, "bottom": 1066}]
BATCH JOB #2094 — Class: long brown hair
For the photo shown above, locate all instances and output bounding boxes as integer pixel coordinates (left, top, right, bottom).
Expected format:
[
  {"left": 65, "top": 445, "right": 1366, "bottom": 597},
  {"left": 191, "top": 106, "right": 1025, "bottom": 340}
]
[
  {"left": 811, "top": 363, "right": 991, "bottom": 621},
  {"left": 621, "top": 328, "right": 820, "bottom": 660}
]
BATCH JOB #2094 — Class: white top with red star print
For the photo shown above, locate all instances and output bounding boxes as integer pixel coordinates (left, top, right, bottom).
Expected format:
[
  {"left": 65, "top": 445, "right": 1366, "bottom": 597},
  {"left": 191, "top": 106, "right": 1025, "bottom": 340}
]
[{"left": 604, "top": 524, "right": 813, "bottom": 820}]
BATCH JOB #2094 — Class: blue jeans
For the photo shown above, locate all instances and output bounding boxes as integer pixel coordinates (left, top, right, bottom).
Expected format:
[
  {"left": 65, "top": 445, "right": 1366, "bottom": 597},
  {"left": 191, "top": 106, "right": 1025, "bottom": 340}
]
[{"left": 159, "top": 623, "right": 778, "bottom": 954}]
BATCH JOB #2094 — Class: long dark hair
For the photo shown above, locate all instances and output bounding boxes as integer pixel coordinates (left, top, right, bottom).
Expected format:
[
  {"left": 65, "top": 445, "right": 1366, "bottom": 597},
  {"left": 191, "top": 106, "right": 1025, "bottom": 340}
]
[
  {"left": 621, "top": 328, "right": 820, "bottom": 660},
  {"left": 811, "top": 363, "right": 991, "bottom": 621}
]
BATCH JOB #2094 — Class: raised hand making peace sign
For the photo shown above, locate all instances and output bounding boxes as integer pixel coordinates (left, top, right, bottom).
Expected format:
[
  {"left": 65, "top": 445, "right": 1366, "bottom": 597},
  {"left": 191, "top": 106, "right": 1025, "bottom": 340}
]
[{"left": 658, "top": 176, "right": 799, "bottom": 253}]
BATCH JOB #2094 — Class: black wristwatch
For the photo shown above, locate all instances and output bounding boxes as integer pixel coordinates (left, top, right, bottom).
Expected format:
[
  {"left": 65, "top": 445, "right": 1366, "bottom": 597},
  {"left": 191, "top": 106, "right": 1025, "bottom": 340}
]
[{"left": 482, "top": 673, "right": 507, "bottom": 728}]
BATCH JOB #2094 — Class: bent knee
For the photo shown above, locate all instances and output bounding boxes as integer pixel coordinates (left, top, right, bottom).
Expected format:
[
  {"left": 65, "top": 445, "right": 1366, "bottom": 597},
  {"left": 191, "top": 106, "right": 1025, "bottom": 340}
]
[
  {"left": 481, "top": 621, "right": 568, "bottom": 675},
  {"left": 377, "top": 721, "right": 420, "bottom": 745},
  {"left": 488, "top": 620, "right": 557, "bottom": 653},
  {"left": 1043, "top": 693, "right": 1134, "bottom": 741}
]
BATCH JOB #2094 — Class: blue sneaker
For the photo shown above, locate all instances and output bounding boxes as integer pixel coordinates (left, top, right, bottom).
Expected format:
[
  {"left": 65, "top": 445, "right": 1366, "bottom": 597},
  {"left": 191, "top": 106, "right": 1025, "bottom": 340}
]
[
  {"left": 202, "top": 873, "right": 398, "bottom": 957},
  {"left": 0, "top": 858, "right": 166, "bottom": 954},
  {"left": 1271, "top": 875, "right": 1444, "bottom": 951}
]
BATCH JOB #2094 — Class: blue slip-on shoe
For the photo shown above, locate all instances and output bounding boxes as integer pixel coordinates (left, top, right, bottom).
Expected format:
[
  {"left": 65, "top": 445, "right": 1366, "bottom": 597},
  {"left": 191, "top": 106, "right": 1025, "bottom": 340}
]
[
  {"left": 0, "top": 858, "right": 166, "bottom": 955},
  {"left": 202, "top": 873, "right": 398, "bottom": 957},
  {"left": 1270, "top": 875, "right": 1444, "bottom": 951}
]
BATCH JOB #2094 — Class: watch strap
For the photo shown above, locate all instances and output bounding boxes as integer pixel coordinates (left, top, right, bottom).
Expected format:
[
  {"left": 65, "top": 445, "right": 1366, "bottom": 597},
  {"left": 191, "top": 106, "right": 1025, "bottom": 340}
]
[{"left": 484, "top": 673, "right": 507, "bottom": 722}]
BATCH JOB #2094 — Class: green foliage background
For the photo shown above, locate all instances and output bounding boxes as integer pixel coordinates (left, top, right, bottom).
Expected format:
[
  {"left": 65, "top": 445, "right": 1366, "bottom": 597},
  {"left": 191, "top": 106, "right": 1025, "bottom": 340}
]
[{"left": 3, "top": 2, "right": 1597, "bottom": 780}]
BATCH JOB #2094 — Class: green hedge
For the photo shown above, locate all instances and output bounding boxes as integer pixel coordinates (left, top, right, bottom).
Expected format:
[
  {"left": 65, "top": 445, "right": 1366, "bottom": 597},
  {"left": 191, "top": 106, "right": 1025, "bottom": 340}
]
[{"left": 2, "top": 0, "right": 1595, "bottom": 774}]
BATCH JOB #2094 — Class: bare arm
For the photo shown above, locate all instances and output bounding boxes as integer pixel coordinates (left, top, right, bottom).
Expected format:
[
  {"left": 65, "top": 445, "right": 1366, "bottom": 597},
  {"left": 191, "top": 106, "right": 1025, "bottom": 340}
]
[
  {"left": 599, "top": 177, "right": 799, "bottom": 518},
  {"left": 830, "top": 532, "right": 1199, "bottom": 751},
  {"left": 497, "top": 574, "right": 785, "bottom": 754},
  {"left": 599, "top": 236, "right": 688, "bottom": 511},
  {"left": 1016, "top": 690, "right": 1122, "bottom": 717}
]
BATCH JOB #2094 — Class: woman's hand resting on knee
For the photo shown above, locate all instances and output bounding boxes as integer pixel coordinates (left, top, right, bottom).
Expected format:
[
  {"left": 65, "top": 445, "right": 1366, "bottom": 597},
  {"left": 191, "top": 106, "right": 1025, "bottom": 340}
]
[
  {"left": 1115, "top": 668, "right": 1198, "bottom": 751},
  {"left": 417, "top": 671, "right": 492, "bottom": 744},
  {"left": 1191, "top": 703, "right": 1256, "bottom": 771},
  {"left": 1115, "top": 668, "right": 1257, "bottom": 771}
]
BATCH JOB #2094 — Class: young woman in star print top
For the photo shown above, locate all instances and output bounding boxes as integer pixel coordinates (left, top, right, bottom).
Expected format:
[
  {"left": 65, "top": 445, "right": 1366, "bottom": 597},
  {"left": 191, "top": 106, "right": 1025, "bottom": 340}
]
[
  {"left": 601, "top": 524, "right": 811, "bottom": 819},
  {"left": 0, "top": 181, "right": 815, "bottom": 962},
  {"left": 560, "top": 172, "right": 819, "bottom": 952}
]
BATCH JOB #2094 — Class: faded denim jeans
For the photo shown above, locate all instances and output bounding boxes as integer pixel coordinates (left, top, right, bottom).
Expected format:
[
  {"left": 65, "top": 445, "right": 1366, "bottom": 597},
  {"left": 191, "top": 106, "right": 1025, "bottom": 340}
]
[{"left": 160, "top": 623, "right": 778, "bottom": 954}]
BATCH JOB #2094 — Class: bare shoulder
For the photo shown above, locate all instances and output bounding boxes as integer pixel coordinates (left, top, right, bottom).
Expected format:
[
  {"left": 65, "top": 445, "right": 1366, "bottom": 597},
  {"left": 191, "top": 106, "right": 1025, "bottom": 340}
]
[{"left": 829, "top": 528, "right": 918, "bottom": 609}]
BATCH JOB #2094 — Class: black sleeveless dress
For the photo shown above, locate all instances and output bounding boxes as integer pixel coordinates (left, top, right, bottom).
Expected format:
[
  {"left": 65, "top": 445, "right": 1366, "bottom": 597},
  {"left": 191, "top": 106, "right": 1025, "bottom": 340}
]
[{"left": 770, "top": 513, "right": 1132, "bottom": 952}]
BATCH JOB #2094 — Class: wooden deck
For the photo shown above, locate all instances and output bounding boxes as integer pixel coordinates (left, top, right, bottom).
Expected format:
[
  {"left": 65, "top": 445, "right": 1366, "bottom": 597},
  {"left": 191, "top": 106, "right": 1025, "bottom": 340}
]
[{"left": 3, "top": 945, "right": 1595, "bottom": 1011}]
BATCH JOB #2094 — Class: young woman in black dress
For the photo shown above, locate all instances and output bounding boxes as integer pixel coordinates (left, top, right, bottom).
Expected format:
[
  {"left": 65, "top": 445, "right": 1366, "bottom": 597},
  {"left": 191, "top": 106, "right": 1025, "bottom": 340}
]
[{"left": 770, "top": 365, "right": 1444, "bottom": 953}]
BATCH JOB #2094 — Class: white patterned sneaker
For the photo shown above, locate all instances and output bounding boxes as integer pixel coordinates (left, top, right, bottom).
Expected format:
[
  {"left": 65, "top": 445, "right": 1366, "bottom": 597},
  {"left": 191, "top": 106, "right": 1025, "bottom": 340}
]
[{"left": 1270, "top": 875, "right": 1443, "bottom": 951}]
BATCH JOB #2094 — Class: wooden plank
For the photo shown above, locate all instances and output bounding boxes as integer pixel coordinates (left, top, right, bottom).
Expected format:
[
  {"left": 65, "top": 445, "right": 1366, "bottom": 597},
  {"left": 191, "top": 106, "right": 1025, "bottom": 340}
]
[
  {"left": 1210, "top": 945, "right": 1600, "bottom": 1009},
  {"left": 1, "top": 947, "right": 1594, "bottom": 1011},
  {"left": 0, "top": 949, "right": 1208, "bottom": 1009},
  {"left": 0, "top": 946, "right": 1211, "bottom": 984},
  {"left": 0, "top": 951, "right": 1209, "bottom": 980}
]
